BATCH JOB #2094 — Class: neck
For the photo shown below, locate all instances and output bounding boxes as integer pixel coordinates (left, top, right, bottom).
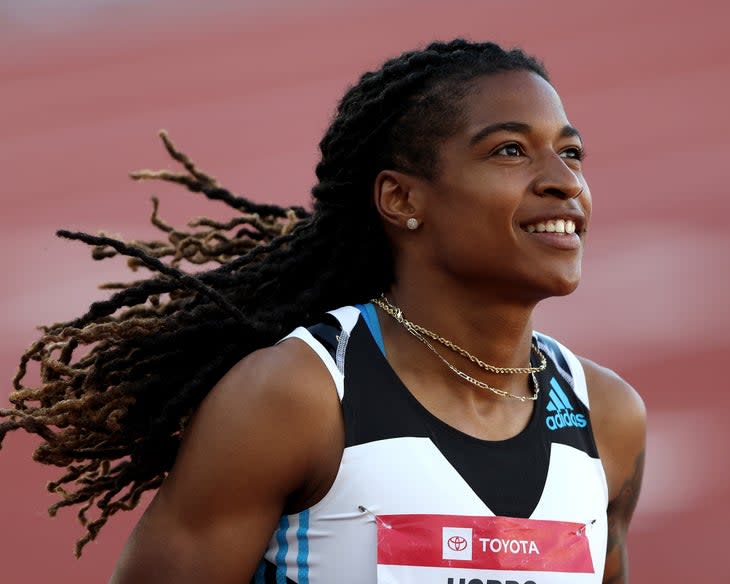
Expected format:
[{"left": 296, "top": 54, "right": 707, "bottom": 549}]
[
  {"left": 374, "top": 279, "right": 542, "bottom": 406},
  {"left": 383, "top": 282, "right": 538, "bottom": 371}
]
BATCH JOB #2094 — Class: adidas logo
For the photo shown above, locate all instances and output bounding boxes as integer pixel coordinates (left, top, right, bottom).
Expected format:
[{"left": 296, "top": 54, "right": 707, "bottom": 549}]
[{"left": 545, "top": 377, "right": 587, "bottom": 431}]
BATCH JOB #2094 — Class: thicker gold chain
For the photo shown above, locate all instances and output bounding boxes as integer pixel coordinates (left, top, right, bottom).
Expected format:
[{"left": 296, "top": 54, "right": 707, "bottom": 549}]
[
  {"left": 406, "top": 324, "right": 540, "bottom": 401},
  {"left": 371, "top": 295, "right": 547, "bottom": 375},
  {"left": 370, "top": 295, "right": 542, "bottom": 401}
]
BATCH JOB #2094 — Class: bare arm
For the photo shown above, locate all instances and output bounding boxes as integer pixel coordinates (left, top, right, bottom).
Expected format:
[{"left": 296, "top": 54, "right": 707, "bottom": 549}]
[
  {"left": 580, "top": 357, "right": 646, "bottom": 584},
  {"left": 110, "top": 339, "right": 344, "bottom": 584},
  {"left": 603, "top": 449, "right": 644, "bottom": 584}
]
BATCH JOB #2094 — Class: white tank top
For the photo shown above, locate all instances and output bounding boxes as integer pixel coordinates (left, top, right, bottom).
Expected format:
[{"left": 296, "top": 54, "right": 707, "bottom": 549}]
[{"left": 251, "top": 305, "right": 608, "bottom": 584}]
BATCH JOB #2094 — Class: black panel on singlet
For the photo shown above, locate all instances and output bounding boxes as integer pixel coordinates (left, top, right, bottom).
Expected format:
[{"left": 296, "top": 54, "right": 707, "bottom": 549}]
[
  {"left": 535, "top": 334, "right": 599, "bottom": 459},
  {"left": 307, "top": 314, "right": 343, "bottom": 363},
  {"left": 340, "top": 317, "right": 598, "bottom": 518}
]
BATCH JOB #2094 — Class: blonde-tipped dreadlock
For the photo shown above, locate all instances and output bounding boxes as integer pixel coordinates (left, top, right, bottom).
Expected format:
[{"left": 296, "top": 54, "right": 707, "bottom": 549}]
[
  {"left": 2, "top": 132, "right": 306, "bottom": 556},
  {"left": 0, "top": 40, "right": 548, "bottom": 557},
  {"left": 112, "top": 131, "right": 302, "bottom": 270}
]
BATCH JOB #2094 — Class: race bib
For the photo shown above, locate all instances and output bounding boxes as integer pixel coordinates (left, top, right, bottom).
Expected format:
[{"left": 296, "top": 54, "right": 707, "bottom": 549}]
[{"left": 376, "top": 514, "right": 597, "bottom": 584}]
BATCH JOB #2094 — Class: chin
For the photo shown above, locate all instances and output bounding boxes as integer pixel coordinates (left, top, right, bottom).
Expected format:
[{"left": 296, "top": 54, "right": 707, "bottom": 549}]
[
  {"left": 552, "top": 279, "right": 581, "bottom": 297},
  {"left": 525, "top": 268, "right": 582, "bottom": 301},
  {"left": 507, "top": 273, "right": 581, "bottom": 304},
  {"left": 547, "top": 269, "right": 582, "bottom": 297}
]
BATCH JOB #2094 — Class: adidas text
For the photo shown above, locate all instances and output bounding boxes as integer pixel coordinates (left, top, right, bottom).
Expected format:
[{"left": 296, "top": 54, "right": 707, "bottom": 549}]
[{"left": 546, "top": 410, "right": 587, "bottom": 430}]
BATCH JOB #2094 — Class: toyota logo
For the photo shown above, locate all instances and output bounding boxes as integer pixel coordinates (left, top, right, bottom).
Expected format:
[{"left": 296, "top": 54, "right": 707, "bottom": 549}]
[{"left": 447, "top": 535, "right": 468, "bottom": 551}]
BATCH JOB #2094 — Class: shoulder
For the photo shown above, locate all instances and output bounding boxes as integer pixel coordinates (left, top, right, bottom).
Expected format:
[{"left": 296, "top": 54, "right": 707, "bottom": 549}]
[
  {"left": 213, "top": 334, "right": 340, "bottom": 419},
  {"left": 578, "top": 356, "right": 646, "bottom": 446},
  {"left": 110, "top": 335, "right": 345, "bottom": 582},
  {"left": 169, "top": 334, "right": 345, "bottom": 513},
  {"left": 577, "top": 356, "right": 646, "bottom": 503},
  {"left": 202, "top": 333, "right": 343, "bottom": 459}
]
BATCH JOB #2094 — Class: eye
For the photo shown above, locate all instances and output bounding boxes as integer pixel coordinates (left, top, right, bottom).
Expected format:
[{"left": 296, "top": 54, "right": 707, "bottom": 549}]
[
  {"left": 493, "top": 143, "right": 525, "bottom": 157},
  {"left": 560, "top": 146, "right": 585, "bottom": 161}
]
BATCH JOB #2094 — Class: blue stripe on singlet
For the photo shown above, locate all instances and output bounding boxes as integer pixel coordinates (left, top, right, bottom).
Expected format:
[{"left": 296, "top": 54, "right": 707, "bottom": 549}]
[
  {"left": 275, "top": 515, "right": 289, "bottom": 584},
  {"left": 253, "top": 559, "right": 266, "bottom": 584},
  {"left": 296, "top": 510, "right": 310, "bottom": 584},
  {"left": 550, "top": 377, "right": 574, "bottom": 410},
  {"left": 356, "top": 303, "right": 386, "bottom": 355}
]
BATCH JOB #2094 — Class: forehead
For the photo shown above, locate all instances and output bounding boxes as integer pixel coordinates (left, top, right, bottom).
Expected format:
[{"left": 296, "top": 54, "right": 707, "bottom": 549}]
[{"left": 457, "top": 70, "right": 570, "bottom": 135}]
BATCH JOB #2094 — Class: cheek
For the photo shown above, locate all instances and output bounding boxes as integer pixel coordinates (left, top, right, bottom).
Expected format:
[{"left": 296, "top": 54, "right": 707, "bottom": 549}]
[
  {"left": 427, "top": 196, "right": 520, "bottom": 268},
  {"left": 580, "top": 191, "right": 593, "bottom": 225},
  {"left": 424, "top": 166, "right": 524, "bottom": 244}
]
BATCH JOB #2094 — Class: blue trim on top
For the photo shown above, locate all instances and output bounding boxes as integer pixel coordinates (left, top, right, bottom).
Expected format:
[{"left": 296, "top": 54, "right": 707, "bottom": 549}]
[
  {"left": 296, "top": 510, "right": 310, "bottom": 584},
  {"left": 355, "top": 303, "right": 386, "bottom": 355},
  {"left": 253, "top": 559, "right": 266, "bottom": 584},
  {"left": 275, "top": 515, "right": 289, "bottom": 584}
]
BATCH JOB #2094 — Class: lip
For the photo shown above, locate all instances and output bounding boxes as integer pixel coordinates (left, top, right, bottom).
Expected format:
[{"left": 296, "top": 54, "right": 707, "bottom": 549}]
[
  {"left": 518, "top": 209, "right": 586, "bottom": 251},
  {"left": 523, "top": 230, "right": 581, "bottom": 250},
  {"left": 518, "top": 209, "right": 587, "bottom": 235}
]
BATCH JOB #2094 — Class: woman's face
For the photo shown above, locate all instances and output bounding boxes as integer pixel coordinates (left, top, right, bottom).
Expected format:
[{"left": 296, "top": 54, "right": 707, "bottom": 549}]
[{"left": 414, "top": 70, "right": 592, "bottom": 302}]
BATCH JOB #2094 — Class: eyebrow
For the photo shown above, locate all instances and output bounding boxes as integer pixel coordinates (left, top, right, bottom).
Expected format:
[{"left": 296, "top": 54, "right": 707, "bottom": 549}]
[{"left": 468, "top": 121, "right": 582, "bottom": 146}]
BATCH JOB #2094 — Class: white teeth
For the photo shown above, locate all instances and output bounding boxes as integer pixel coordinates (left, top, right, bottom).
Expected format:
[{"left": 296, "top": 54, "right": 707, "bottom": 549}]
[{"left": 524, "top": 218, "right": 578, "bottom": 235}]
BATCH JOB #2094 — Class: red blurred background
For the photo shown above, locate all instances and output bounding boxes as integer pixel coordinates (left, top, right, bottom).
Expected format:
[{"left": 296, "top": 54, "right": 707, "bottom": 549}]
[{"left": 1, "top": 1, "right": 728, "bottom": 582}]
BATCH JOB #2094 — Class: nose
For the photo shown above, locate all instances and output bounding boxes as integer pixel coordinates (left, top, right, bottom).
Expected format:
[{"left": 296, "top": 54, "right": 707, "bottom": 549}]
[{"left": 532, "top": 153, "right": 584, "bottom": 199}]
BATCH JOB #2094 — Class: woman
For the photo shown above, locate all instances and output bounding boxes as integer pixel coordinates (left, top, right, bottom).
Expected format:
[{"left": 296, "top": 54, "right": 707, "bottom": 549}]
[{"left": 1, "top": 40, "right": 645, "bottom": 583}]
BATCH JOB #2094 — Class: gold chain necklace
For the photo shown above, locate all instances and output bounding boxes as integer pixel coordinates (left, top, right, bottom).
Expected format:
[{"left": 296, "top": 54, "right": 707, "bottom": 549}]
[
  {"left": 372, "top": 294, "right": 546, "bottom": 373},
  {"left": 371, "top": 295, "right": 542, "bottom": 402}
]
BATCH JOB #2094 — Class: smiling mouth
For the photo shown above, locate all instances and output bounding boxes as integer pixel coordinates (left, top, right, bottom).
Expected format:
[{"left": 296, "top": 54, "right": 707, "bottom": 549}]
[{"left": 522, "top": 219, "right": 576, "bottom": 234}]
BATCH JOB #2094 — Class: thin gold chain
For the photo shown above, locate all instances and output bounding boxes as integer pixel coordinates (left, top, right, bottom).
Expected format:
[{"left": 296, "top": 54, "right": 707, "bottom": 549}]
[
  {"left": 418, "top": 330, "right": 539, "bottom": 401},
  {"left": 370, "top": 295, "right": 541, "bottom": 402},
  {"left": 371, "top": 294, "right": 546, "bottom": 374}
]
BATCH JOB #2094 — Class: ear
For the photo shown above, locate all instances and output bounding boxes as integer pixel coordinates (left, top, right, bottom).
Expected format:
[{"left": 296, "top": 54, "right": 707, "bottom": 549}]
[{"left": 373, "top": 169, "right": 423, "bottom": 230}]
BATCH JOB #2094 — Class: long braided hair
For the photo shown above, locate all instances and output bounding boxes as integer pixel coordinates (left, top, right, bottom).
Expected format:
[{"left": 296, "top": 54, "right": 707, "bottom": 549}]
[{"left": 1, "top": 39, "right": 547, "bottom": 556}]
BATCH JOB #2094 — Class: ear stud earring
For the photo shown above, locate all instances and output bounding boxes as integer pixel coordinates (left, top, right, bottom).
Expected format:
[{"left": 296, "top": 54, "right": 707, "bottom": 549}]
[{"left": 406, "top": 218, "right": 420, "bottom": 230}]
